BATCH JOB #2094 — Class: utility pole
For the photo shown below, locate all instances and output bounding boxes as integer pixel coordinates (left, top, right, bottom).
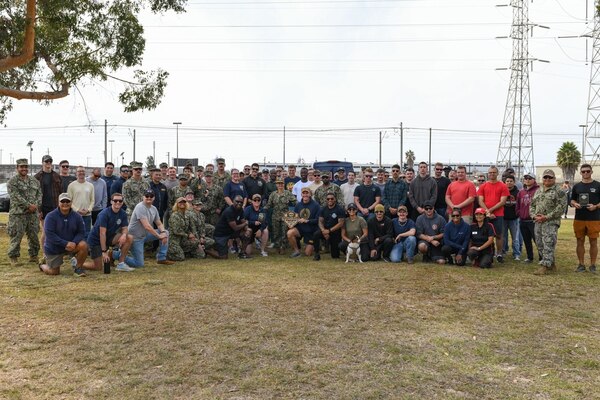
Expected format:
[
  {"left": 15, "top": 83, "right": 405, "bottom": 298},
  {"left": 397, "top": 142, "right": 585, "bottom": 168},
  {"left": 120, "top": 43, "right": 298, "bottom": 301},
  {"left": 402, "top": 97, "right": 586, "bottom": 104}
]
[
  {"left": 173, "top": 122, "right": 181, "bottom": 171},
  {"left": 496, "top": 0, "right": 547, "bottom": 179},
  {"left": 166, "top": 152, "right": 170, "bottom": 166},
  {"left": 400, "top": 122, "right": 403, "bottom": 168},
  {"left": 428, "top": 128, "right": 432, "bottom": 174},
  {"left": 153, "top": 141, "right": 156, "bottom": 164},
  {"left": 379, "top": 131, "right": 383, "bottom": 167},
  {"left": 104, "top": 119, "right": 108, "bottom": 164},
  {"left": 109, "top": 140, "right": 115, "bottom": 165},
  {"left": 584, "top": 3, "right": 600, "bottom": 163},
  {"left": 0, "top": 148, "right": 2, "bottom": 164},
  {"left": 133, "top": 129, "right": 136, "bottom": 162},
  {"left": 283, "top": 126, "right": 286, "bottom": 167}
]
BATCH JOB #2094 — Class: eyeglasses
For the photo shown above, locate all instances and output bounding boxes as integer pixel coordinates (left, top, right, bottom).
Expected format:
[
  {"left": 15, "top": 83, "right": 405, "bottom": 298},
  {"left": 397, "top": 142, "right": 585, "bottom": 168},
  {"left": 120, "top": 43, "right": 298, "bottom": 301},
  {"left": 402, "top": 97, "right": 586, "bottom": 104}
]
[
  {"left": 478, "top": 179, "right": 485, "bottom": 182},
  {"left": 112, "top": 199, "right": 123, "bottom": 203},
  {"left": 178, "top": 200, "right": 187, "bottom": 204},
  {"left": 348, "top": 208, "right": 357, "bottom": 212},
  {"left": 524, "top": 177, "right": 533, "bottom": 180},
  {"left": 364, "top": 175, "right": 373, "bottom": 178},
  {"left": 424, "top": 207, "right": 433, "bottom": 211},
  {"left": 252, "top": 199, "right": 261, "bottom": 202},
  {"left": 375, "top": 211, "right": 384, "bottom": 214},
  {"left": 314, "top": 174, "right": 320, "bottom": 177},
  {"left": 251, "top": 168, "right": 259, "bottom": 171},
  {"left": 543, "top": 176, "right": 555, "bottom": 180},
  {"left": 392, "top": 169, "right": 400, "bottom": 172},
  {"left": 326, "top": 198, "right": 335, "bottom": 201},
  {"left": 435, "top": 168, "right": 443, "bottom": 171},
  {"left": 144, "top": 194, "right": 155, "bottom": 198},
  {"left": 61, "top": 165, "right": 69, "bottom": 169},
  {"left": 581, "top": 170, "right": 592, "bottom": 174},
  {"left": 235, "top": 200, "right": 244, "bottom": 204},
  {"left": 133, "top": 168, "right": 142, "bottom": 171},
  {"left": 44, "top": 160, "right": 53, "bottom": 164},
  {"left": 451, "top": 214, "right": 461, "bottom": 218},
  {"left": 60, "top": 199, "right": 71, "bottom": 204}
]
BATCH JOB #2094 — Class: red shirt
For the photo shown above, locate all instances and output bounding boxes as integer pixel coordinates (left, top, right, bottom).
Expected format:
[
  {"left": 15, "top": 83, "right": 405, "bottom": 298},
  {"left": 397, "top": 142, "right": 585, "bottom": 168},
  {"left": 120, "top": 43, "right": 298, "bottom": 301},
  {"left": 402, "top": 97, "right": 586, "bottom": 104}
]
[
  {"left": 478, "top": 181, "right": 510, "bottom": 217},
  {"left": 446, "top": 180, "right": 477, "bottom": 216}
]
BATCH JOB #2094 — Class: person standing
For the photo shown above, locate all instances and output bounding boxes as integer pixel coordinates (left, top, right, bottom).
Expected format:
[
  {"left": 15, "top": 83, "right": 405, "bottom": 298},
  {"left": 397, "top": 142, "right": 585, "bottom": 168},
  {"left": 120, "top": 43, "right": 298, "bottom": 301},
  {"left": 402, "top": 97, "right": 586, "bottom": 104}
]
[
  {"left": 101, "top": 162, "right": 117, "bottom": 205},
  {"left": 122, "top": 161, "right": 149, "bottom": 218},
  {"left": 58, "top": 160, "right": 76, "bottom": 193},
  {"left": 502, "top": 175, "right": 521, "bottom": 261},
  {"left": 148, "top": 167, "right": 168, "bottom": 222},
  {"left": 340, "top": 170, "right": 359, "bottom": 207},
  {"left": 383, "top": 164, "right": 408, "bottom": 219},
  {"left": 515, "top": 172, "right": 540, "bottom": 264},
  {"left": 445, "top": 165, "right": 476, "bottom": 224},
  {"left": 530, "top": 169, "right": 567, "bottom": 275},
  {"left": 477, "top": 166, "right": 509, "bottom": 263},
  {"left": 86, "top": 167, "right": 107, "bottom": 224},
  {"left": 353, "top": 167, "right": 381, "bottom": 220},
  {"left": 7, "top": 159, "right": 42, "bottom": 266},
  {"left": 265, "top": 178, "right": 297, "bottom": 254},
  {"left": 432, "top": 162, "right": 451, "bottom": 220},
  {"left": 333, "top": 167, "right": 348, "bottom": 186},
  {"left": 313, "top": 193, "right": 345, "bottom": 261},
  {"left": 292, "top": 167, "right": 311, "bottom": 202},
  {"left": 570, "top": 163, "right": 600, "bottom": 273},
  {"left": 408, "top": 162, "right": 437, "bottom": 221},
  {"left": 34, "top": 155, "right": 62, "bottom": 260},
  {"left": 67, "top": 166, "right": 95, "bottom": 237}
]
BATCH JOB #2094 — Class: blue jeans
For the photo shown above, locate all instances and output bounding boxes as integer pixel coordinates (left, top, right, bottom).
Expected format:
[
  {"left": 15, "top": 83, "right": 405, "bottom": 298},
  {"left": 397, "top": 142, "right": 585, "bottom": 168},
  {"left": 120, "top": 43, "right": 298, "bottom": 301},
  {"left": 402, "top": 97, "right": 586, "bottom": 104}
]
[
  {"left": 82, "top": 215, "right": 92, "bottom": 238},
  {"left": 113, "top": 231, "right": 169, "bottom": 268},
  {"left": 390, "top": 236, "right": 417, "bottom": 262},
  {"left": 502, "top": 218, "right": 521, "bottom": 258}
]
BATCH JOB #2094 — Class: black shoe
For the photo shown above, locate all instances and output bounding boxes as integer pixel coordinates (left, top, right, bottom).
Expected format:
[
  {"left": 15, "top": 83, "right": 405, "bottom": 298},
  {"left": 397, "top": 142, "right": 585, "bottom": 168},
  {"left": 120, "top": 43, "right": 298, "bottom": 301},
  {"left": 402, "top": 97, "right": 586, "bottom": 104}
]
[
  {"left": 313, "top": 253, "right": 321, "bottom": 261},
  {"left": 590, "top": 265, "right": 596, "bottom": 273},
  {"left": 496, "top": 255, "right": 504, "bottom": 263},
  {"left": 576, "top": 264, "right": 586, "bottom": 273},
  {"left": 73, "top": 267, "right": 87, "bottom": 277},
  {"left": 238, "top": 252, "right": 248, "bottom": 259},
  {"left": 382, "top": 256, "right": 391, "bottom": 263}
]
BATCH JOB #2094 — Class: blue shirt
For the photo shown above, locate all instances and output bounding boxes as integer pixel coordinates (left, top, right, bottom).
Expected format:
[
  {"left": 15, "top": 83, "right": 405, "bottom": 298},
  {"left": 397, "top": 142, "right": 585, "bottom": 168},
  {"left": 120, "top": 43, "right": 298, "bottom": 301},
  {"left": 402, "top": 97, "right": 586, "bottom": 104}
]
[
  {"left": 101, "top": 175, "right": 117, "bottom": 204},
  {"left": 44, "top": 208, "right": 86, "bottom": 255},
  {"left": 87, "top": 207, "right": 129, "bottom": 246},
  {"left": 244, "top": 205, "right": 268, "bottom": 230},
  {"left": 294, "top": 199, "right": 321, "bottom": 234},
  {"left": 443, "top": 220, "right": 471, "bottom": 255},
  {"left": 223, "top": 181, "right": 248, "bottom": 201},
  {"left": 392, "top": 218, "right": 416, "bottom": 242}
]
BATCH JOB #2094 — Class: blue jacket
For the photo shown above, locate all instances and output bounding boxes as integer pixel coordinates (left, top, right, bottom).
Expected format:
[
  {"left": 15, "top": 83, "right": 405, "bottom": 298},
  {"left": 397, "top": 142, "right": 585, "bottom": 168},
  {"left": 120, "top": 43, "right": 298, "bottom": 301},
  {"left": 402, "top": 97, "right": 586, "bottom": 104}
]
[
  {"left": 44, "top": 208, "right": 86, "bottom": 255},
  {"left": 443, "top": 220, "right": 471, "bottom": 255},
  {"left": 294, "top": 199, "right": 320, "bottom": 234}
]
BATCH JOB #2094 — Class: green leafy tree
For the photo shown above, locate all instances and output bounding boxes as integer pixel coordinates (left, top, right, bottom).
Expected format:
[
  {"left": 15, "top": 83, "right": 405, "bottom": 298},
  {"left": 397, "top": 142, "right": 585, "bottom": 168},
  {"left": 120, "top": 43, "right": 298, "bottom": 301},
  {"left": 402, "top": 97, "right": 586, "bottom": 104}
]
[
  {"left": 405, "top": 150, "right": 415, "bottom": 169},
  {"left": 145, "top": 155, "right": 155, "bottom": 169},
  {"left": 556, "top": 141, "right": 581, "bottom": 183},
  {"left": 0, "top": 0, "right": 185, "bottom": 124}
]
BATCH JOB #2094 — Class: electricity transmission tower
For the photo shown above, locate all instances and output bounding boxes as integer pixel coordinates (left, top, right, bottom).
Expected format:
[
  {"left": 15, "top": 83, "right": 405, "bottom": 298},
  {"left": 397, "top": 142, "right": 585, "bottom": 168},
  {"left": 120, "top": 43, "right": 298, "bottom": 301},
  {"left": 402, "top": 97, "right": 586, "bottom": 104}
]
[
  {"left": 584, "top": 3, "right": 600, "bottom": 164},
  {"left": 497, "top": 0, "right": 536, "bottom": 178}
]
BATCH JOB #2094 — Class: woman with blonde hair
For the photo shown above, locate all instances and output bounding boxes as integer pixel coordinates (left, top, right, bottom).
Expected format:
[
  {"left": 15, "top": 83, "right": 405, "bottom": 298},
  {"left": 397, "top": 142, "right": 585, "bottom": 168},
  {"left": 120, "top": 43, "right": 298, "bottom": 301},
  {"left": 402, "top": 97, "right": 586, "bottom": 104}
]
[{"left": 167, "top": 197, "right": 202, "bottom": 261}]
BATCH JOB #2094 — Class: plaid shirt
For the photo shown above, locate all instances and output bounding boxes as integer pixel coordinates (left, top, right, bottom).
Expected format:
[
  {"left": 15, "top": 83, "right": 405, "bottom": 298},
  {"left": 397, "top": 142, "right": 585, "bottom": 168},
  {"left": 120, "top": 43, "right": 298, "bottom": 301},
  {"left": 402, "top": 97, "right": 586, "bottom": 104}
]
[{"left": 383, "top": 178, "right": 408, "bottom": 211}]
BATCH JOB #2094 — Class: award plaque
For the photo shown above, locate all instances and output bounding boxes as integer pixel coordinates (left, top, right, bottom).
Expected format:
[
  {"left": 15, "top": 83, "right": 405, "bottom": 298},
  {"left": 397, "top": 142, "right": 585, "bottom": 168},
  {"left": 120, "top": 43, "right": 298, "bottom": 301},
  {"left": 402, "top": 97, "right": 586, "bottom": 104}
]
[
  {"left": 258, "top": 212, "right": 265, "bottom": 223},
  {"left": 283, "top": 211, "right": 299, "bottom": 228},
  {"left": 580, "top": 193, "right": 590, "bottom": 207}
]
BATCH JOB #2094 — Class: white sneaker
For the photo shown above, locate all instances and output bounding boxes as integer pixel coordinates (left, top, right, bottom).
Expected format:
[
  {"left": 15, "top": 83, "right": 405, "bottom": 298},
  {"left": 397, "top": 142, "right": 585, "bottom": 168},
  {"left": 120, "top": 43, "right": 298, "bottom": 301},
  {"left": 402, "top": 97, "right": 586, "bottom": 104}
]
[
  {"left": 267, "top": 243, "right": 275, "bottom": 249},
  {"left": 70, "top": 257, "right": 77, "bottom": 268},
  {"left": 116, "top": 262, "right": 135, "bottom": 272},
  {"left": 261, "top": 250, "right": 268, "bottom": 257}
]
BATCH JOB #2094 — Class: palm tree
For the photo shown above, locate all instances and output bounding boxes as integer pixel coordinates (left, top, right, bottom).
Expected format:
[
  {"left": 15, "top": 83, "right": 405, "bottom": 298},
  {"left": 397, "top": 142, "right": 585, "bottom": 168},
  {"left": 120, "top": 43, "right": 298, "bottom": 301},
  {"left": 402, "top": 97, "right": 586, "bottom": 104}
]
[
  {"left": 556, "top": 141, "right": 581, "bottom": 182},
  {"left": 405, "top": 150, "right": 415, "bottom": 169}
]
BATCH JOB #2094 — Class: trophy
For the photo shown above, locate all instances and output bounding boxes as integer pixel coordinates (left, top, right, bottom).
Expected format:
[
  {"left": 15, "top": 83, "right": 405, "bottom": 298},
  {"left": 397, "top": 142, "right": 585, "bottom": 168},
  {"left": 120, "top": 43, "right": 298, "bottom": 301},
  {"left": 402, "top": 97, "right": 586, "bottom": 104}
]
[
  {"left": 580, "top": 193, "right": 590, "bottom": 208},
  {"left": 283, "top": 211, "right": 299, "bottom": 228}
]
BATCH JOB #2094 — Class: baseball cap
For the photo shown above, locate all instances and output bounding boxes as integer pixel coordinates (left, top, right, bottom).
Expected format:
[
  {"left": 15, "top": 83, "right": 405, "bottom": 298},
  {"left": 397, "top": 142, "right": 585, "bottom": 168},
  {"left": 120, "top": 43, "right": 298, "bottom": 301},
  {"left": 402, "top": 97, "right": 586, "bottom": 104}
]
[
  {"left": 178, "top": 173, "right": 189, "bottom": 180},
  {"left": 58, "top": 193, "right": 71, "bottom": 202},
  {"left": 375, "top": 204, "right": 385, "bottom": 212},
  {"left": 42, "top": 155, "right": 53, "bottom": 163},
  {"left": 474, "top": 207, "right": 486, "bottom": 215},
  {"left": 542, "top": 169, "right": 556, "bottom": 178},
  {"left": 144, "top": 189, "right": 155, "bottom": 197}
]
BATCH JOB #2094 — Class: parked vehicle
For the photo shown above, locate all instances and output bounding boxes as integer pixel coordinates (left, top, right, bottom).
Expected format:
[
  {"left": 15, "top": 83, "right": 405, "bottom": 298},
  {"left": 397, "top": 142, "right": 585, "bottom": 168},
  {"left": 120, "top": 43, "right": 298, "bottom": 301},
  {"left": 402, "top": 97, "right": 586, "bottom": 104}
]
[
  {"left": 312, "top": 161, "right": 354, "bottom": 179},
  {"left": 0, "top": 183, "right": 10, "bottom": 212}
]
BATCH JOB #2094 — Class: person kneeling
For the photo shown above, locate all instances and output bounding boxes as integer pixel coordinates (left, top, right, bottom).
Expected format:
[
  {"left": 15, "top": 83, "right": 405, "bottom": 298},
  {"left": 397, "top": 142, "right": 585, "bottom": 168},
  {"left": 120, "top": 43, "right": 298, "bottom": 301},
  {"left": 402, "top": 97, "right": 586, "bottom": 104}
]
[
  {"left": 40, "top": 193, "right": 88, "bottom": 277},
  {"left": 466, "top": 208, "right": 495, "bottom": 268},
  {"left": 441, "top": 208, "right": 471, "bottom": 266},
  {"left": 416, "top": 200, "right": 446, "bottom": 264}
]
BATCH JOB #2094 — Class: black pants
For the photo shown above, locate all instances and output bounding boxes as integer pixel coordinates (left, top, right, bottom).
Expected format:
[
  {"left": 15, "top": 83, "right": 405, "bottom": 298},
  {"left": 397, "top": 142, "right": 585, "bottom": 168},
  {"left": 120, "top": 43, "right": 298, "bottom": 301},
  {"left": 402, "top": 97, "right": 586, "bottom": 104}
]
[
  {"left": 339, "top": 241, "right": 371, "bottom": 262},
  {"left": 520, "top": 219, "right": 536, "bottom": 261},
  {"left": 467, "top": 248, "right": 493, "bottom": 268},
  {"left": 441, "top": 245, "right": 466, "bottom": 266},
  {"left": 370, "top": 237, "right": 394, "bottom": 260},
  {"left": 313, "top": 229, "right": 342, "bottom": 258}
]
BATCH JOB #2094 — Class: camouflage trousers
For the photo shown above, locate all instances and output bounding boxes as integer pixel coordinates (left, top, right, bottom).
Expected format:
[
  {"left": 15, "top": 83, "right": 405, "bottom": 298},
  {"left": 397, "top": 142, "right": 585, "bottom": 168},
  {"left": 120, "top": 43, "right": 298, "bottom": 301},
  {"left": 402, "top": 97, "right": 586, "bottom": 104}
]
[
  {"left": 167, "top": 236, "right": 202, "bottom": 261},
  {"left": 202, "top": 211, "right": 219, "bottom": 227},
  {"left": 534, "top": 222, "right": 558, "bottom": 267},
  {"left": 7, "top": 213, "right": 40, "bottom": 258},
  {"left": 202, "top": 237, "right": 215, "bottom": 250},
  {"left": 205, "top": 223, "right": 215, "bottom": 238},
  {"left": 271, "top": 218, "right": 289, "bottom": 249}
]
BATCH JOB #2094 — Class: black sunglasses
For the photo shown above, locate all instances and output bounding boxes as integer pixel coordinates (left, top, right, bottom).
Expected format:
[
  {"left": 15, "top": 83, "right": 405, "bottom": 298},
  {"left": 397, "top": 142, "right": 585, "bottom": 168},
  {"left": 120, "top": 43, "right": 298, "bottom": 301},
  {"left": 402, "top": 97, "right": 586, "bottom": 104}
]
[
  {"left": 424, "top": 207, "right": 433, "bottom": 210},
  {"left": 60, "top": 199, "right": 71, "bottom": 204},
  {"left": 543, "top": 176, "right": 555, "bottom": 179},
  {"left": 112, "top": 199, "right": 123, "bottom": 203},
  {"left": 581, "top": 170, "right": 592, "bottom": 173},
  {"left": 61, "top": 165, "right": 70, "bottom": 168},
  {"left": 451, "top": 214, "right": 461, "bottom": 218},
  {"left": 144, "top": 194, "right": 155, "bottom": 198}
]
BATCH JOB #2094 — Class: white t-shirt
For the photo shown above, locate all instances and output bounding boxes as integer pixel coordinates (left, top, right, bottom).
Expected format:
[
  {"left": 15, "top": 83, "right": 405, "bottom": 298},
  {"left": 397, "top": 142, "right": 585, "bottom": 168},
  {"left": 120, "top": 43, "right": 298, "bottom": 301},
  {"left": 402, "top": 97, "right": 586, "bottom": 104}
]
[
  {"left": 340, "top": 182, "right": 359, "bottom": 206},
  {"left": 292, "top": 180, "right": 312, "bottom": 202}
]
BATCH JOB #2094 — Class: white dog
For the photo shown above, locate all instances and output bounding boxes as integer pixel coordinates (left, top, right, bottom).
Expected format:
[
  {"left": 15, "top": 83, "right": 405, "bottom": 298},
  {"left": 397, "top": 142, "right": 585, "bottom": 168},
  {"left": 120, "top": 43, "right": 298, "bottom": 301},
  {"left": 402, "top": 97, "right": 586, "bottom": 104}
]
[{"left": 345, "top": 236, "right": 363, "bottom": 263}]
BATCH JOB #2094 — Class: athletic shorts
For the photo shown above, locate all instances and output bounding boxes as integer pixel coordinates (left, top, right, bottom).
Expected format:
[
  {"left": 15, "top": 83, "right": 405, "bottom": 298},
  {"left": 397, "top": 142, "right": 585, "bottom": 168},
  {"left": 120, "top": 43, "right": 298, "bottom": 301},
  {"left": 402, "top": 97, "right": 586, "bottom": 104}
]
[
  {"left": 45, "top": 253, "right": 67, "bottom": 269},
  {"left": 573, "top": 220, "right": 600, "bottom": 239},
  {"left": 489, "top": 216, "right": 504, "bottom": 237},
  {"left": 90, "top": 234, "right": 116, "bottom": 259}
]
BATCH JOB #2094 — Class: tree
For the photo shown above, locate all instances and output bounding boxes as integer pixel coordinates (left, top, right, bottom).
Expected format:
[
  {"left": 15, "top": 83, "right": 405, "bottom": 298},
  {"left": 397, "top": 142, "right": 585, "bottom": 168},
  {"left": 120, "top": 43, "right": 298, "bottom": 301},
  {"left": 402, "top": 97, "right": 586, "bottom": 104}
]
[
  {"left": 556, "top": 141, "right": 581, "bottom": 183},
  {"left": 405, "top": 150, "right": 415, "bottom": 169},
  {"left": 145, "top": 155, "right": 155, "bottom": 169},
  {"left": 0, "top": 0, "right": 186, "bottom": 124}
]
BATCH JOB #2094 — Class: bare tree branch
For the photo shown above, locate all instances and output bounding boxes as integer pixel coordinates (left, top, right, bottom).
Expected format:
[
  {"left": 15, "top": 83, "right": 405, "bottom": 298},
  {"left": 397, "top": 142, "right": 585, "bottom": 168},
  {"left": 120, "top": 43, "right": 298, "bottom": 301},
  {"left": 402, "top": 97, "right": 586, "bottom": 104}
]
[{"left": 0, "top": 0, "right": 36, "bottom": 72}]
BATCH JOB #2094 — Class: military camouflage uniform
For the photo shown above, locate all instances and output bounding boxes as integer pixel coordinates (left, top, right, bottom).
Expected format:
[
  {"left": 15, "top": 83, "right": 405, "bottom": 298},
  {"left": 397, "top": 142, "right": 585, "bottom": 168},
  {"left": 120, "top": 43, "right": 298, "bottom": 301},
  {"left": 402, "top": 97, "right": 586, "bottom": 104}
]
[
  {"left": 213, "top": 171, "right": 231, "bottom": 188},
  {"left": 190, "top": 209, "right": 215, "bottom": 251},
  {"left": 265, "top": 190, "right": 297, "bottom": 249},
  {"left": 122, "top": 177, "right": 149, "bottom": 217},
  {"left": 189, "top": 177, "right": 207, "bottom": 199},
  {"left": 530, "top": 183, "right": 566, "bottom": 268},
  {"left": 7, "top": 174, "right": 42, "bottom": 259},
  {"left": 199, "top": 184, "right": 226, "bottom": 226},
  {"left": 167, "top": 210, "right": 202, "bottom": 260},
  {"left": 168, "top": 184, "right": 193, "bottom": 209},
  {"left": 314, "top": 183, "right": 345, "bottom": 207}
]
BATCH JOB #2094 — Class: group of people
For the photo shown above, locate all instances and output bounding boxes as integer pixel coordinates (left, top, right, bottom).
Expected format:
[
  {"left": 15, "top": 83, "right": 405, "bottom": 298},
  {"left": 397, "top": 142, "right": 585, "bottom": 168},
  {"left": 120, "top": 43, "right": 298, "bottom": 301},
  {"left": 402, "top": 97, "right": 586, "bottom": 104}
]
[{"left": 5, "top": 155, "right": 598, "bottom": 276}]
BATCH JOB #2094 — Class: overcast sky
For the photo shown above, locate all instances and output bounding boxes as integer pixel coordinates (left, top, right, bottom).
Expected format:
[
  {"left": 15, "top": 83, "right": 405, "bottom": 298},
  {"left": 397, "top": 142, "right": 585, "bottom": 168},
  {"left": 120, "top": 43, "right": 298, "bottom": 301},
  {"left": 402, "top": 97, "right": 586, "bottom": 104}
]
[{"left": 0, "top": 0, "right": 592, "bottom": 169}]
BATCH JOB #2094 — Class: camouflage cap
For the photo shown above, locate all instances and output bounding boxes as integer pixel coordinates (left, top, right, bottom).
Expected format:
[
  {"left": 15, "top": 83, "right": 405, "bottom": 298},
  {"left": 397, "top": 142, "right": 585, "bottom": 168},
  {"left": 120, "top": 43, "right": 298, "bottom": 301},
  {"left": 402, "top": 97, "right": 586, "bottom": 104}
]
[
  {"left": 192, "top": 199, "right": 203, "bottom": 206},
  {"left": 16, "top": 158, "right": 28, "bottom": 166},
  {"left": 196, "top": 166, "right": 204, "bottom": 172},
  {"left": 185, "top": 189, "right": 194, "bottom": 195},
  {"left": 216, "top": 157, "right": 225, "bottom": 164},
  {"left": 159, "top": 162, "right": 168, "bottom": 168},
  {"left": 42, "top": 155, "right": 53, "bottom": 163},
  {"left": 275, "top": 178, "right": 284, "bottom": 183},
  {"left": 204, "top": 171, "right": 213, "bottom": 177},
  {"left": 301, "top": 187, "right": 312, "bottom": 195},
  {"left": 542, "top": 169, "right": 556, "bottom": 178},
  {"left": 130, "top": 161, "right": 143, "bottom": 168},
  {"left": 178, "top": 173, "right": 189, "bottom": 180},
  {"left": 148, "top": 167, "right": 160, "bottom": 173}
]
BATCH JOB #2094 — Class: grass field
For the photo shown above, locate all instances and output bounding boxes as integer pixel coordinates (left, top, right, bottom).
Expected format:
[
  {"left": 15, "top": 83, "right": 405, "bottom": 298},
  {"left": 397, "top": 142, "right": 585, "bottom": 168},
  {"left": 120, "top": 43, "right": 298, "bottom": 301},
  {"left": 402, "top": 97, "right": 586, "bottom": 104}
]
[{"left": 1, "top": 212, "right": 599, "bottom": 399}]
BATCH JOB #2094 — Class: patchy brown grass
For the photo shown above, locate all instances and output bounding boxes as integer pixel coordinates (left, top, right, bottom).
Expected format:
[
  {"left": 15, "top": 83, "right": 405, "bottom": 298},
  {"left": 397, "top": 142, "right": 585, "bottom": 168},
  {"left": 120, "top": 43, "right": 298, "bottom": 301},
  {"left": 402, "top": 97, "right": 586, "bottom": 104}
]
[{"left": 0, "top": 214, "right": 599, "bottom": 399}]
